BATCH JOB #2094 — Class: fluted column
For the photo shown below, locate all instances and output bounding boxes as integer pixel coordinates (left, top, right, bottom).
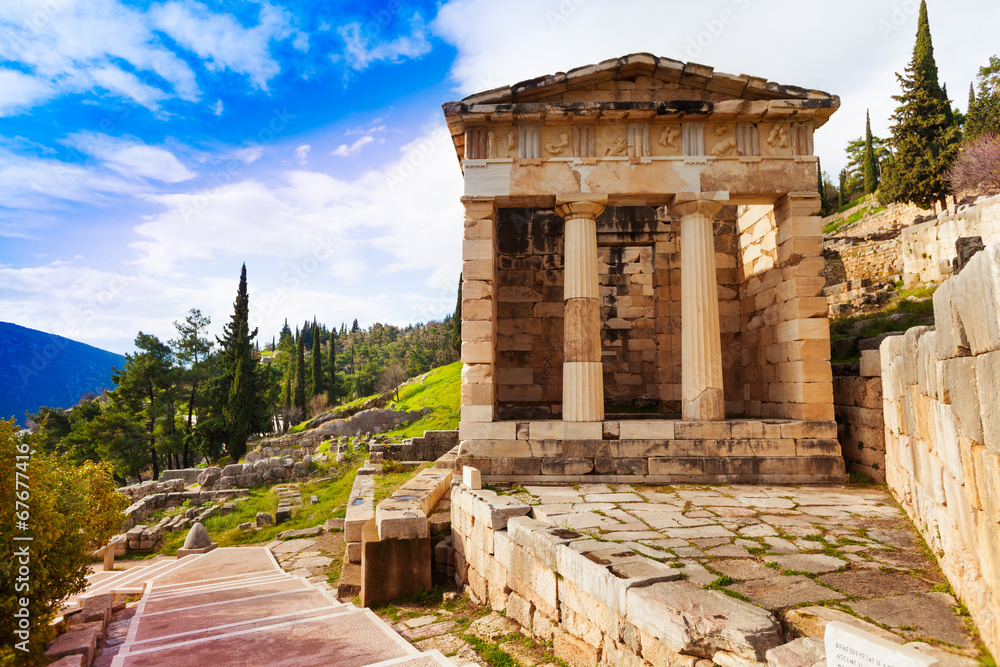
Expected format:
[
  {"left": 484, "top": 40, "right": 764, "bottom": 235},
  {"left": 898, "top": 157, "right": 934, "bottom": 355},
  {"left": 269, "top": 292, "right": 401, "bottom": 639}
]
[
  {"left": 672, "top": 196, "right": 726, "bottom": 421},
  {"left": 556, "top": 197, "right": 606, "bottom": 422}
]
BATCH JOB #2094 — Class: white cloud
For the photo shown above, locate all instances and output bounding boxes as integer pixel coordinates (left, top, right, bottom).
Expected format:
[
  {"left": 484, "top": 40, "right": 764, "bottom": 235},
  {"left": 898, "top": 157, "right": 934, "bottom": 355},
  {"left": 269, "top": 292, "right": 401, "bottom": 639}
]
[
  {"left": 332, "top": 135, "right": 373, "bottom": 157},
  {"left": 63, "top": 133, "right": 196, "bottom": 183},
  {"left": 431, "top": 0, "right": 1000, "bottom": 174},
  {"left": 233, "top": 145, "right": 263, "bottom": 164},
  {"left": 0, "top": 0, "right": 200, "bottom": 112},
  {"left": 213, "top": 99, "right": 224, "bottom": 115},
  {"left": 0, "top": 148, "right": 136, "bottom": 209},
  {"left": 0, "top": 69, "right": 55, "bottom": 117},
  {"left": 130, "top": 120, "right": 463, "bottom": 286},
  {"left": 337, "top": 12, "right": 432, "bottom": 71},
  {"left": 295, "top": 144, "right": 311, "bottom": 165},
  {"left": 151, "top": 0, "right": 294, "bottom": 90}
]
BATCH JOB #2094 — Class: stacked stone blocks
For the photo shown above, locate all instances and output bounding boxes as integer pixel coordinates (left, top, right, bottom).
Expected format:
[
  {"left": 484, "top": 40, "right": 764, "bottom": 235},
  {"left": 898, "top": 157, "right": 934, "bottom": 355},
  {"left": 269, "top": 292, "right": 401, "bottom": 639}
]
[
  {"left": 451, "top": 478, "right": 788, "bottom": 666},
  {"left": 880, "top": 240, "right": 1000, "bottom": 657}
]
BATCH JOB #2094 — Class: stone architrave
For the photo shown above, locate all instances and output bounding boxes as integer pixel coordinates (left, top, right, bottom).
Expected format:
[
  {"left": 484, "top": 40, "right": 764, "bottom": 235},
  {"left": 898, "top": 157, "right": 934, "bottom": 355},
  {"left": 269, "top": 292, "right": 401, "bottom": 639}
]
[
  {"left": 825, "top": 621, "right": 934, "bottom": 667},
  {"left": 672, "top": 194, "right": 727, "bottom": 421},
  {"left": 556, "top": 197, "right": 607, "bottom": 422}
]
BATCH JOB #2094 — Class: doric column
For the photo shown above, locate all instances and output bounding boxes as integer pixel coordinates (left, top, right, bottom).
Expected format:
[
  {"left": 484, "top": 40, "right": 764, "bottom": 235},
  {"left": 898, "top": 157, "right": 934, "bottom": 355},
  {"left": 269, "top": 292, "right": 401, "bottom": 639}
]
[
  {"left": 556, "top": 196, "right": 606, "bottom": 422},
  {"left": 672, "top": 194, "right": 727, "bottom": 421}
]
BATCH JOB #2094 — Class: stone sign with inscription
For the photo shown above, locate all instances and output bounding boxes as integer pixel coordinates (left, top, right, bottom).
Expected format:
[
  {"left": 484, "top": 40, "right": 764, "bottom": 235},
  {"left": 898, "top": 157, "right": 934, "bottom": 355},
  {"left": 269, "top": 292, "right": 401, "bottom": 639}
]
[{"left": 825, "top": 621, "right": 936, "bottom": 667}]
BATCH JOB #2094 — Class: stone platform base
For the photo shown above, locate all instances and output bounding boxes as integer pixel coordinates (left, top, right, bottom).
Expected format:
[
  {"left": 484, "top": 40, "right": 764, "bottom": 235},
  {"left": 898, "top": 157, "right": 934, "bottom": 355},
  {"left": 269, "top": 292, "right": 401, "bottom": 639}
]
[
  {"left": 457, "top": 419, "right": 846, "bottom": 484},
  {"left": 177, "top": 542, "right": 218, "bottom": 558}
]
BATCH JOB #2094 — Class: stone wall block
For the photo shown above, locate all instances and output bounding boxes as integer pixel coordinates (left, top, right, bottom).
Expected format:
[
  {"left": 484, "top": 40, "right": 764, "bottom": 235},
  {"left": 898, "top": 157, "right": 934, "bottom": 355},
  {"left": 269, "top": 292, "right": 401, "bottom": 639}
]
[
  {"left": 976, "top": 350, "right": 1000, "bottom": 455},
  {"left": 942, "top": 357, "right": 983, "bottom": 443},
  {"left": 625, "top": 581, "right": 782, "bottom": 662},
  {"left": 555, "top": 543, "right": 627, "bottom": 615}
]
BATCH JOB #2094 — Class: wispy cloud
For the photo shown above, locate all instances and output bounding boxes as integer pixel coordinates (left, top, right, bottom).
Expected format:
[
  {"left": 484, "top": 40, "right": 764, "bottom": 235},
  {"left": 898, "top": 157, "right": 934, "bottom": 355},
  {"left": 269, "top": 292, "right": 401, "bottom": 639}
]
[
  {"left": 0, "top": 148, "right": 136, "bottom": 209},
  {"left": 150, "top": 0, "right": 298, "bottom": 91},
  {"left": 295, "top": 144, "right": 310, "bottom": 165},
  {"left": 332, "top": 135, "right": 373, "bottom": 157},
  {"left": 337, "top": 12, "right": 432, "bottom": 72},
  {"left": 212, "top": 99, "right": 224, "bottom": 115},
  {"left": 63, "top": 132, "right": 196, "bottom": 183}
]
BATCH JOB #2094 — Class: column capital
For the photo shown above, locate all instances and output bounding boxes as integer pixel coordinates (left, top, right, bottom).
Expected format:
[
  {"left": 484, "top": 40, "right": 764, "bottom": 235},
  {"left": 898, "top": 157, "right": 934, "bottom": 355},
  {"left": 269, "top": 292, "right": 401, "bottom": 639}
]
[
  {"left": 555, "top": 194, "right": 607, "bottom": 221},
  {"left": 670, "top": 191, "right": 729, "bottom": 219}
]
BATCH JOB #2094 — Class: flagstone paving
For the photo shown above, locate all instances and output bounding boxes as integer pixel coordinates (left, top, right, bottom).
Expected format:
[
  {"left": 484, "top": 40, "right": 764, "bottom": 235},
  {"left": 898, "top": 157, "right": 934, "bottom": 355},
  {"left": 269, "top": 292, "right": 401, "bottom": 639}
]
[{"left": 256, "top": 482, "right": 985, "bottom": 666}]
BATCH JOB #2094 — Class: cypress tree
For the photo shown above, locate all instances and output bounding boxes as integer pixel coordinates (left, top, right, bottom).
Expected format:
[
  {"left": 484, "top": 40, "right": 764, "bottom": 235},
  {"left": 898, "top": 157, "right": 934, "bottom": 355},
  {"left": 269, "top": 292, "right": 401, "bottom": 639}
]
[
  {"left": 863, "top": 110, "right": 879, "bottom": 195},
  {"left": 310, "top": 322, "right": 323, "bottom": 401},
  {"left": 450, "top": 274, "right": 462, "bottom": 353},
  {"left": 217, "top": 264, "right": 261, "bottom": 461},
  {"left": 327, "top": 329, "right": 337, "bottom": 398},
  {"left": 838, "top": 169, "right": 848, "bottom": 208},
  {"left": 882, "top": 0, "right": 960, "bottom": 211},
  {"left": 294, "top": 332, "right": 306, "bottom": 415},
  {"left": 966, "top": 56, "right": 1000, "bottom": 140}
]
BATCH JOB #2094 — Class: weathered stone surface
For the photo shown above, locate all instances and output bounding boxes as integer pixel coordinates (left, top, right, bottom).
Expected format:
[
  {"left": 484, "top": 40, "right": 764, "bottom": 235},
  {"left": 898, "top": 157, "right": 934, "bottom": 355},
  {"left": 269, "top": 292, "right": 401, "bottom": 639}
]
[
  {"left": 626, "top": 580, "right": 783, "bottom": 661},
  {"left": 763, "top": 554, "right": 846, "bottom": 574},
  {"left": 182, "top": 521, "right": 212, "bottom": 549},
  {"left": 849, "top": 593, "right": 973, "bottom": 648},
  {"left": 255, "top": 512, "right": 273, "bottom": 527},
  {"left": 817, "top": 570, "right": 928, "bottom": 597},
  {"left": 784, "top": 605, "right": 903, "bottom": 643},
  {"left": 728, "top": 575, "right": 844, "bottom": 611},
  {"left": 765, "top": 636, "right": 824, "bottom": 667},
  {"left": 44, "top": 626, "right": 98, "bottom": 664}
]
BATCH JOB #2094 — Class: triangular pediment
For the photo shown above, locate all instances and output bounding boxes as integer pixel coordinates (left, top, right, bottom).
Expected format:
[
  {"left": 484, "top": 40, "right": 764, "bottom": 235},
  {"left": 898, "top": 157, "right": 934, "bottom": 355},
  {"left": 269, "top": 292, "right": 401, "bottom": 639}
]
[{"left": 452, "top": 53, "right": 837, "bottom": 107}]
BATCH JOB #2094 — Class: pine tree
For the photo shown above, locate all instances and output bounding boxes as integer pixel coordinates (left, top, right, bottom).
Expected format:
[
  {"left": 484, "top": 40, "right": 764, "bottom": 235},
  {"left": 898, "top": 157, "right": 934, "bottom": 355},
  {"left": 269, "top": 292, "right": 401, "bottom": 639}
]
[
  {"left": 310, "top": 322, "right": 323, "bottom": 401},
  {"left": 882, "top": 0, "right": 960, "bottom": 210},
  {"left": 293, "top": 332, "right": 306, "bottom": 415},
  {"left": 216, "top": 264, "right": 265, "bottom": 461},
  {"left": 450, "top": 274, "right": 462, "bottom": 353},
  {"left": 863, "top": 110, "right": 879, "bottom": 195}
]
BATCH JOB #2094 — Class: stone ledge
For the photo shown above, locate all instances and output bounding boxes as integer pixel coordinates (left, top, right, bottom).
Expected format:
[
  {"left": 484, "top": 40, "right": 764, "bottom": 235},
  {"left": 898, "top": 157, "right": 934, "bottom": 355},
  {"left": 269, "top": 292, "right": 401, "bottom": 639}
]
[{"left": 375, "top": 467, "right": 455, "bottom": 540}]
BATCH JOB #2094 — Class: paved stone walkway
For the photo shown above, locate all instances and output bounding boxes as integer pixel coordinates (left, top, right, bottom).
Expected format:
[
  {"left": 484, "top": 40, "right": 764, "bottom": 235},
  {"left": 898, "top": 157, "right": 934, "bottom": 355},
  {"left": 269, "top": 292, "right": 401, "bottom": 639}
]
[
  {"left": 326, "top": 483, "right": 985, "bottom": 667},
  {"left": 252, "top": 482, "right": 988, "bottom": 666}
]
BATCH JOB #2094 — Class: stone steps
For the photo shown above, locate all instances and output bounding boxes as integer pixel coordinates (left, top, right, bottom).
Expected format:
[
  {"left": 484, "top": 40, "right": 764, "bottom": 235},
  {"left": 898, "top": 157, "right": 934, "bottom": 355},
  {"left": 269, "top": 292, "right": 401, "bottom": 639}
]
[
  {"left": 106, "top": 547, "right": 449, "bottom": 667},
  {"left": 70, "top": 557, "right": 195, "bottom": 609}
]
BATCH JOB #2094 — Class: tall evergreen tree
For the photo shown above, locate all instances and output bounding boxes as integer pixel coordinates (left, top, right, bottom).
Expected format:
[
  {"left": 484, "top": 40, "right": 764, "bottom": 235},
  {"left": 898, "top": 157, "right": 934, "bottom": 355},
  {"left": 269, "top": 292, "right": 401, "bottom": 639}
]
[
  {"left": 966, "top": 55, "right": 1000, "bottom": 140},
  {"left": 293, "top": 332, "right": 306, "bottom": 415},
  {"left": 327, "top": 328, "right": 337, "bottom": 398},
  {"left": 169, "top": 308, "right": 212, "bottom": 467},
  {"left": 450, "top": 274, "right": 462, "bottom": 352},
  {"left": 310, "top": 322, "right": 323, "bottom": 401},
  {"left": 881, "top": 0, "right": 960, "bottom": 210},
  {"left": 838, "top": 169, "right": 848, "bottom": 208},
  {"left": 863, "top": 110, "right": 879, "bottom": 195},
  {"left": 216, "top": 264, "right": 266, "bottom": 461}
]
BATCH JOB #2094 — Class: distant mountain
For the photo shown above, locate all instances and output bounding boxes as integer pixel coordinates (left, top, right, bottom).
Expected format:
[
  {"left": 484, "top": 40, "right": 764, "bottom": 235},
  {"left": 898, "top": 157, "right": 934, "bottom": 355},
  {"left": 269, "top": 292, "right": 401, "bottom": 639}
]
[{"left": 0, "top": 322, "right": 127, "bottom": 426}]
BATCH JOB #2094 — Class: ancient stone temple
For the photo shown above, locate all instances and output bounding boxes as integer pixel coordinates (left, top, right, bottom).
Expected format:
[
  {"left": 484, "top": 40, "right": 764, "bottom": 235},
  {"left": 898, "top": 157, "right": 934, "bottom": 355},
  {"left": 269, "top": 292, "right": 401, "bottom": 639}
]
[{"left": 444, "top": 53, "right": 845, "bottom": 483}]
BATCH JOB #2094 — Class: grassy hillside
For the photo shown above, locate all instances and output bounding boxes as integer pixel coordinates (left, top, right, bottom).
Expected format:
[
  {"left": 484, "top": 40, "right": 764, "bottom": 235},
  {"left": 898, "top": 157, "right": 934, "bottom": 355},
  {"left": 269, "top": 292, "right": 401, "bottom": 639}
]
[{"left": 381, "top": 361, "right": 461, "bottom": 439}]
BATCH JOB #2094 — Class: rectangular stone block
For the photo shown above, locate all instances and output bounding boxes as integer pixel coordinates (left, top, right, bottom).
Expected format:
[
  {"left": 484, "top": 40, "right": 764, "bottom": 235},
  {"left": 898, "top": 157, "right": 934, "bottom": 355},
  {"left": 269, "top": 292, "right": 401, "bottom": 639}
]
[
  {"left": 462, "top": 341, "right": 494, "bottom": 364},
  {"left": 618, "top": 420, "right": 675, "bottom": 439},
  {"left": 776, "top": 318, "right": 829, "bottom": 343},
  {"left": 464, "top": 239, "right": 494, "bottom": 262},
  {"left": 459, "top": 421, "right": 517, "bottom": 441},
  {"left": 564, "top": 421, "right": 602, "bottom": 439},
  {"left": 463, "top": 258, "right": 494, "bottom": 281}
]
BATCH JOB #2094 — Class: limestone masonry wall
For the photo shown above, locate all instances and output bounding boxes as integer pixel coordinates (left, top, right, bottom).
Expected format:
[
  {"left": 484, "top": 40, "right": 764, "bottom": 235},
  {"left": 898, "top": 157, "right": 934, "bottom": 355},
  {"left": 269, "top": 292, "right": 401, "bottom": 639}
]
[
  {"left": 880, "top": 241, "right": 1000, "bottom": 657},
  {"left": 451, "top": 479, "right": 789, "bottom": 666},
  {"left": 833, "top": 349, "right": 886, "bottom": 482},
  {"left": 901, "top": 195, "right": 1000, "bottom": 286}
]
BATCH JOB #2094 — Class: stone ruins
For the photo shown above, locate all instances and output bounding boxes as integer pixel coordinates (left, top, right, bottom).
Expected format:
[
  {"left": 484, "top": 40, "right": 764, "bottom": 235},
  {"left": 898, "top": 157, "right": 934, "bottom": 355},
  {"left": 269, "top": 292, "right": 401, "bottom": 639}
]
[{"left": 445, "top": 53, "right": 844, "bottom": 484}]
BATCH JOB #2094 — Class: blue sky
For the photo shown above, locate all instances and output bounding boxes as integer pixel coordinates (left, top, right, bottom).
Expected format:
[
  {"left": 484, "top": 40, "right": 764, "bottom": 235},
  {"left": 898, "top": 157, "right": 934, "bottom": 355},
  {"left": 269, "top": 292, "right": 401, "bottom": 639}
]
[{"left": 1, "top": 0, "right": 997, "bottom": 354}]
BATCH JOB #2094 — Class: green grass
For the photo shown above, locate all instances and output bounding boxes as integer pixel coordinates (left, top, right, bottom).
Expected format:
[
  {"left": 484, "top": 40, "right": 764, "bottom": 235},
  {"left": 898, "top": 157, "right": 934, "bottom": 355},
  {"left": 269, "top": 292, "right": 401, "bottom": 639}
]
[
  {"left": 156, "top": 453, "right": 364, "bottom": 554},
  {"left": 829, "top": 283, "right": 938, "bottom": 355},
  {"left": 823, "top": 203, "right": 887, "bottom": 234},
  {"left": 373, "top": 462, "right": 432, "bottom": 505},
  {"left": 380, "top": 362, "right": 461, "bottom": 439}
]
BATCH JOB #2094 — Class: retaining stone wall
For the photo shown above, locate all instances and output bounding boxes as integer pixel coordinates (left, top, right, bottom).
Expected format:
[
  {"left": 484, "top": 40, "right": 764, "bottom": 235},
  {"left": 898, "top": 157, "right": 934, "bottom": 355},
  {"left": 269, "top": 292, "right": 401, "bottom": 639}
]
[
  {"left": 383, "top": 430, "right": 459, "bottom": 461},
  {"left": 901, "top": 195, "right": 1000, "bottom": 286},
  {"left": 833, "top": 351, "right": 887, "bottom": 482},
  {"left": 451, "top": 479, "right": 810, "bottom": 666},
  {"left": 880, "top": 240, "right": 1000, "bottom": 657}
]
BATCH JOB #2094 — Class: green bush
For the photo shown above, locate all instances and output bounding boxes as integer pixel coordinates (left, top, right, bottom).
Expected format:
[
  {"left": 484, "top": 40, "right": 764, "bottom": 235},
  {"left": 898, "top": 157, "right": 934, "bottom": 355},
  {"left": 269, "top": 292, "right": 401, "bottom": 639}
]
[{"left": 1, "top": 418, "right": 128, "bottom": 664}]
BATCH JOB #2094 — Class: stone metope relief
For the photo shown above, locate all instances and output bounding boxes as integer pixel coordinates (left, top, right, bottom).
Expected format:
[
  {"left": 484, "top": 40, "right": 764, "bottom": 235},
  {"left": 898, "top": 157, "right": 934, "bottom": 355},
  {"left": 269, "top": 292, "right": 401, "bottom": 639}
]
[
  {"left": 604, "top": 135, "right": 627, "bottom": 156},
  {"left": 487, "top": 130, "right": 497, "bottom": 158},
  {"left": 767, "top": 125, "right": 789, "bottom": 148},
  {"left": 711, "top": 124, "right": 737, "bottom": 156},
  {"left": 544, "top": 132, "right": 570, "bottom": 156},
  {"left": 658, "top": 126, "right": 679, "bottom": 150}
]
